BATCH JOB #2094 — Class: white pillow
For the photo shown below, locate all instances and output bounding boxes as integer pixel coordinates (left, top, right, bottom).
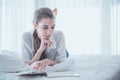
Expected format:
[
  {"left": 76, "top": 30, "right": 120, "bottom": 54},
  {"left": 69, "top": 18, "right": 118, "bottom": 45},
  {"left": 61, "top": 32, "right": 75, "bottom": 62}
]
[{"left": 0, "top": 50, "right": 31, "bottom": 72}]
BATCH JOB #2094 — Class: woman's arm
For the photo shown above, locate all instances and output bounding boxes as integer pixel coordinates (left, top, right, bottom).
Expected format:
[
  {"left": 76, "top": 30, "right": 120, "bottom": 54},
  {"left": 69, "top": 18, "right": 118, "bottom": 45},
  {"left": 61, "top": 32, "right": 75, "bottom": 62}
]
[
  {"left": 22, "top": 32, "right": 45, "bottom": 64},
  {"left": 54, "top": 31, "right": 66, "bottom": 62},
  {"left": 28, "top": 49, "right": 43, "bottom": 65},
  {"left": 22, "top": 32, "right": 33, "bottom": 63},
  {"left": 29, "top": 39, "right": 52, "bottom": 65}
]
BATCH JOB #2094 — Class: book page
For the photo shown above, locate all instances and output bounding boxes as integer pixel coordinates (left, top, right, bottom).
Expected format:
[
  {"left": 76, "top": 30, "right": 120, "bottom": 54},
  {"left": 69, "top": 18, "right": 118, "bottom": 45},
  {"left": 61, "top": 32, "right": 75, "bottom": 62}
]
[{"left": 46, "top": 71, "right": 80, "bottom": 78}]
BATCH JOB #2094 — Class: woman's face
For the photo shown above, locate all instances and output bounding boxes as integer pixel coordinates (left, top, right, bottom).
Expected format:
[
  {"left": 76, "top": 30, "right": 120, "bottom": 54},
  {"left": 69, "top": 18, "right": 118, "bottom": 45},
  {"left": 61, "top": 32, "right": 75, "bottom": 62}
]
[{"left": 36, "top": 18, "right": 55, "bottom": 40}]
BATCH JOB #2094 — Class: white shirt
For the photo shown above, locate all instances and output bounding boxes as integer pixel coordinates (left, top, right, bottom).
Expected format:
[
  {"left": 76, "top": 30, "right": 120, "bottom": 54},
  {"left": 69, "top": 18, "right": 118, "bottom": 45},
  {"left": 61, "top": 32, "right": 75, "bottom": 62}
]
[{"left": 22, "top": 31, "right": 66, "bottom": 63}]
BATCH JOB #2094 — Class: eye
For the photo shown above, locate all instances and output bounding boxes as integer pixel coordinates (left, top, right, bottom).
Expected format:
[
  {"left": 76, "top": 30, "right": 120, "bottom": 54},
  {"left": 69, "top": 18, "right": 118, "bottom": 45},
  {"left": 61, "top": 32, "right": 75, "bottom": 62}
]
[
  {"left": 51, "top": 26, "right": 55, "bottom": 29},
  {"left": 51, "top": 25, "right": 55, "bottom": 29},
  {"left": 42, "top": 25, "right": 48, "bottom": 29}
]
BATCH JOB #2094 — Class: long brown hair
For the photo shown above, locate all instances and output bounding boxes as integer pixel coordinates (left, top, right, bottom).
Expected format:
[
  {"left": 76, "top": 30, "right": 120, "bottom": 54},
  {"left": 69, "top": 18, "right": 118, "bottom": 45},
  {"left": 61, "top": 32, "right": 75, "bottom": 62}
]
[{"left": 33, "top": 7, "right": 54, "bottom": 60}]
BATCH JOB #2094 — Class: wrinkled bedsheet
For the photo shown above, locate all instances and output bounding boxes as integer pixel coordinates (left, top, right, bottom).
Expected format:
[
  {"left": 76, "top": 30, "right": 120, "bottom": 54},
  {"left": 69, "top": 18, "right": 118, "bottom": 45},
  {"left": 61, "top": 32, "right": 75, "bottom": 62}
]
[{"left": 0, "top": 51, "right": 120, "bottom": 80}]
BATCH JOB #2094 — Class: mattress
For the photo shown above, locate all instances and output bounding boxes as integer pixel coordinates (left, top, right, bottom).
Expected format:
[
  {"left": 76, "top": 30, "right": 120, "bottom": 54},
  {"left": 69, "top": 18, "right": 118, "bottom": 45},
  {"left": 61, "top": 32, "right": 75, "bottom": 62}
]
[{"left": 0, "top": 55, "right": 120, "bottom": 80}]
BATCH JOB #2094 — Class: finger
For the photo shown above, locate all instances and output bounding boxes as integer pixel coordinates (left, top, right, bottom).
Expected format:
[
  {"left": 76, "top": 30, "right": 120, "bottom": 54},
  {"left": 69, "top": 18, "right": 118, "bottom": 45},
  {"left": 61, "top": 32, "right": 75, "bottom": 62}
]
[
  {"left": 37, "top": 62, "right": 40, "bottom": 66},
  {"left": 49, "top": 40, "right": 52, "bottom": 46},
  {"left": 43, "top": 39, "right": 52, "bottom": 46},
  {"left": 39, "top": 61, "right": 44, "bottom": 66},
  {"left": 35, "top": 62, "right": 40, "bottom": 70},
  {"left": 37, "top": 61, "right": 42, "bottom": 65},
  {"left": 37, "top": 64, "right": 44, "bottom": 71},
  {"left": 33, "top": 66, "right": 38, "bottom": 71},
  {"left": 44, "top": 39, "right": 48, "bottom": 44},
  {"left": 36, "top": 64, "right": 40, "bottom": 70},
  {"left": 38, "top": 62, "right": 44, "bottom": 70},
  {"left": 42, "top": 40, "right": 47, "bottom": 47},
  {"left": 46, "top": 40, "right": 52, "bottom": 47},
  {"left": 40, "top": 64, "right": 46, "bottom": 71}
]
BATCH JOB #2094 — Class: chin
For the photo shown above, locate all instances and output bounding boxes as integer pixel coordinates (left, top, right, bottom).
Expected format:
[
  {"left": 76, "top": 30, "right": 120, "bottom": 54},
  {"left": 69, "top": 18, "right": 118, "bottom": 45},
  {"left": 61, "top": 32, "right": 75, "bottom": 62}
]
[{"left": 44, "top": 37, "right": 50, "bottom": 40}]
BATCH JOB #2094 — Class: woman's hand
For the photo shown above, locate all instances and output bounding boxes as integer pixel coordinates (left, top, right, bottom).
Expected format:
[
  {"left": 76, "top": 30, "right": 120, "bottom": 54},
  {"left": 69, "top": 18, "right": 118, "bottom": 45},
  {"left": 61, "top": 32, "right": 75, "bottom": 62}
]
[
  {"left": 33, "top": 59, "right": 57, "bottom": 71},
  {"left": 39, "top": 38, "right": 52, "bottom": 52}
]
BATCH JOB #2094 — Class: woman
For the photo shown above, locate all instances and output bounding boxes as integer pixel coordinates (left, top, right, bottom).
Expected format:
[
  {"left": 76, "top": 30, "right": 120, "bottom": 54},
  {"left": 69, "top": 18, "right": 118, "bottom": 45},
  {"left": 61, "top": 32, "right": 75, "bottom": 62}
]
[{"left": 22, "top": 7, "right": 66, "bottom": 71}]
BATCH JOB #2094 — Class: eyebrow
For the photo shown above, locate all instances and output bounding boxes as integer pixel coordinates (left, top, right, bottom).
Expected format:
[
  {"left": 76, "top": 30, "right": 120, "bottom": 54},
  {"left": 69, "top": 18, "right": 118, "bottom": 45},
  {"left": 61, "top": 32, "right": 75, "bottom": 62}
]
[
  {"left": 43, "top": 24, "right": 55, "bottom": 27},
  {"left": 43, "top": 25, "right": 48, "bottom": 27}
]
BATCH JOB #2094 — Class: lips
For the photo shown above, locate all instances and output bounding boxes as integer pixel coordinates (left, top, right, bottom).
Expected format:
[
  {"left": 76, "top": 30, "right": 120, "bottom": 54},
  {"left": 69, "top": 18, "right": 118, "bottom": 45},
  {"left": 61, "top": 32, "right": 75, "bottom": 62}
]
[{"left": 44, "top": 35, "right": 51, "bottom": 39}]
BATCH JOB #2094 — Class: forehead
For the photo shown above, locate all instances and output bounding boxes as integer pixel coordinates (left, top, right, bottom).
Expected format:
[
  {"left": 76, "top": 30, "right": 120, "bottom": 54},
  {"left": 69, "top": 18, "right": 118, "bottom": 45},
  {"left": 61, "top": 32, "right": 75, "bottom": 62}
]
[{"left": 39, "top": 18, "right": 55, "bottom": 26}]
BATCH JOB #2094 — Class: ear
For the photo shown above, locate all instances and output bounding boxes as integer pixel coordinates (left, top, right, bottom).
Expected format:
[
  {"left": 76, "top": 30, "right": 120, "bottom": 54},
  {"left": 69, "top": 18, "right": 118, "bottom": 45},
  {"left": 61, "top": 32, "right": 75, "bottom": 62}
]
[
  {"left": 33, "top": 22, "right": 38, "bottom": 29},
  {"left": 53, "top": 8, "right": 57, "bottom": 16}
]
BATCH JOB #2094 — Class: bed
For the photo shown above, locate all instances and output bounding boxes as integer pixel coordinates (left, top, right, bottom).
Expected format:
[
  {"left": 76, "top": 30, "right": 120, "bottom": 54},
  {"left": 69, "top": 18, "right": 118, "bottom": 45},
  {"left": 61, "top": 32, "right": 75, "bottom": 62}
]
[{"left": 0, "top": 51, "right": 120, "bottom": 80}]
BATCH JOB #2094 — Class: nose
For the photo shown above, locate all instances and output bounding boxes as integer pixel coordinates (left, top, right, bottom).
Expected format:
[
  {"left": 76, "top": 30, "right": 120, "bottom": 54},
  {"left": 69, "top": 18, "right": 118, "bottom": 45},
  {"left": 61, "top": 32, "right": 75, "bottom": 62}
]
[{"left": 46, "top": 29, "right": 51, "bottom": 34}]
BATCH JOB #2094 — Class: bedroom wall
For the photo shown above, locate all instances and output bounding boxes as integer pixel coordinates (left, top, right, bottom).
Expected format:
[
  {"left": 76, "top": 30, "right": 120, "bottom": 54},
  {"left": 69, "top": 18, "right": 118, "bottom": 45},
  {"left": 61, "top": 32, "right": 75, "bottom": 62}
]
[
  {"left": 35, "top": 0, "right": 120, "bottom": 56},
  {"left": 0, "top": 0, "right": 120, "bottom": 56},
  {"left": 0, "top": 0, "right": 2, "bottom": 50}
]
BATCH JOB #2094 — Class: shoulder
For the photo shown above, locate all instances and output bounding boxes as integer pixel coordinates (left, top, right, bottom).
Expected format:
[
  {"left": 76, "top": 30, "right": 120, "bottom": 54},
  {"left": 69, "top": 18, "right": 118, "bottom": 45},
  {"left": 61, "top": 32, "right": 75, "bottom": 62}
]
[
  {"left": 22, "top": 31, "right": 32, "bottom": 42},
  {"left": 53, "top": 30, "right": 65, "bottom": 39},
  {"left": 52, "top": 31, "right": 65, "bottom": 43}
]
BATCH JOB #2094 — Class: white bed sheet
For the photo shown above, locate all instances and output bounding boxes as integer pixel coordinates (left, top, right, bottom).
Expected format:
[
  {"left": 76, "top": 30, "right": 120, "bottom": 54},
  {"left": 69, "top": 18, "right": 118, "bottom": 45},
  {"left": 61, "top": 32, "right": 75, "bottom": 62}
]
[{"left": 1, "top": 55, "right": 120, "bottom": 80}]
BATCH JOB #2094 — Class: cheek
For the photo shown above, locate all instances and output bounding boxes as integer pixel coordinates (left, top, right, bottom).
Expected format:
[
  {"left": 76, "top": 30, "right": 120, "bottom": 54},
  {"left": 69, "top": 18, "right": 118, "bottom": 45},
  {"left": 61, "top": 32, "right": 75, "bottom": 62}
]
[
  {"left": 40, "top": 29, "right": 46, "bottom": 34},
  {"left": 37, "top": 27, "right": 42, "bottom": 33},
  {"left": 37, "top": 28, "right": 44, "bottom": 36}
]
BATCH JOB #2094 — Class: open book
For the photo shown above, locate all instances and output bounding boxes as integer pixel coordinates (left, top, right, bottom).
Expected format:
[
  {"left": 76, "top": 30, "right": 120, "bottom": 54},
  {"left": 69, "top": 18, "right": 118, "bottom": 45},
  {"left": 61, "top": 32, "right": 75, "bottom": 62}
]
[
  {"left": 17, "top": 70, "right": 80, "bottom": 78},
  {"left": 17, "top": 58, "right": 80, "bottom": 78}
]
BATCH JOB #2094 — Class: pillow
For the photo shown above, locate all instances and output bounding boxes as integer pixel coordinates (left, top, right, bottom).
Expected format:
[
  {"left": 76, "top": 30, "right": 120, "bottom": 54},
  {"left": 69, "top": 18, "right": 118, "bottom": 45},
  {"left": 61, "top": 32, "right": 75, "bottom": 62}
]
[{"left": 0, "top": 50, "right": 31, "bottom": 72}]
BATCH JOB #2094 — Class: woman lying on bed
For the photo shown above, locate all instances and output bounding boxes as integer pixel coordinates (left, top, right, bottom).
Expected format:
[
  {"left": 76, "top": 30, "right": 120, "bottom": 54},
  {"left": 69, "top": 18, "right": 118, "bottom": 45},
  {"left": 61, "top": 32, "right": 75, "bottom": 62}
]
[{"left": 22, "top": 7, "right": 66, "bottom": 71}]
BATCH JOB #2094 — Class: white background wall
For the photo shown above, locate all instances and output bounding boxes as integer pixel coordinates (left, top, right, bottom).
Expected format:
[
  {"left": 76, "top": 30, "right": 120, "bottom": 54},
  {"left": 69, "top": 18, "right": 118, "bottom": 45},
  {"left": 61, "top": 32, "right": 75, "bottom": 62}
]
[
  {"left": 0, "top": 0, "right": 120, "bottom": 56},
  {"left": 0, "top": 0, "right": 2, "bottom": 50},
  {"left": 55, "top": 8, "right": 100, "bottom": 55}
]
